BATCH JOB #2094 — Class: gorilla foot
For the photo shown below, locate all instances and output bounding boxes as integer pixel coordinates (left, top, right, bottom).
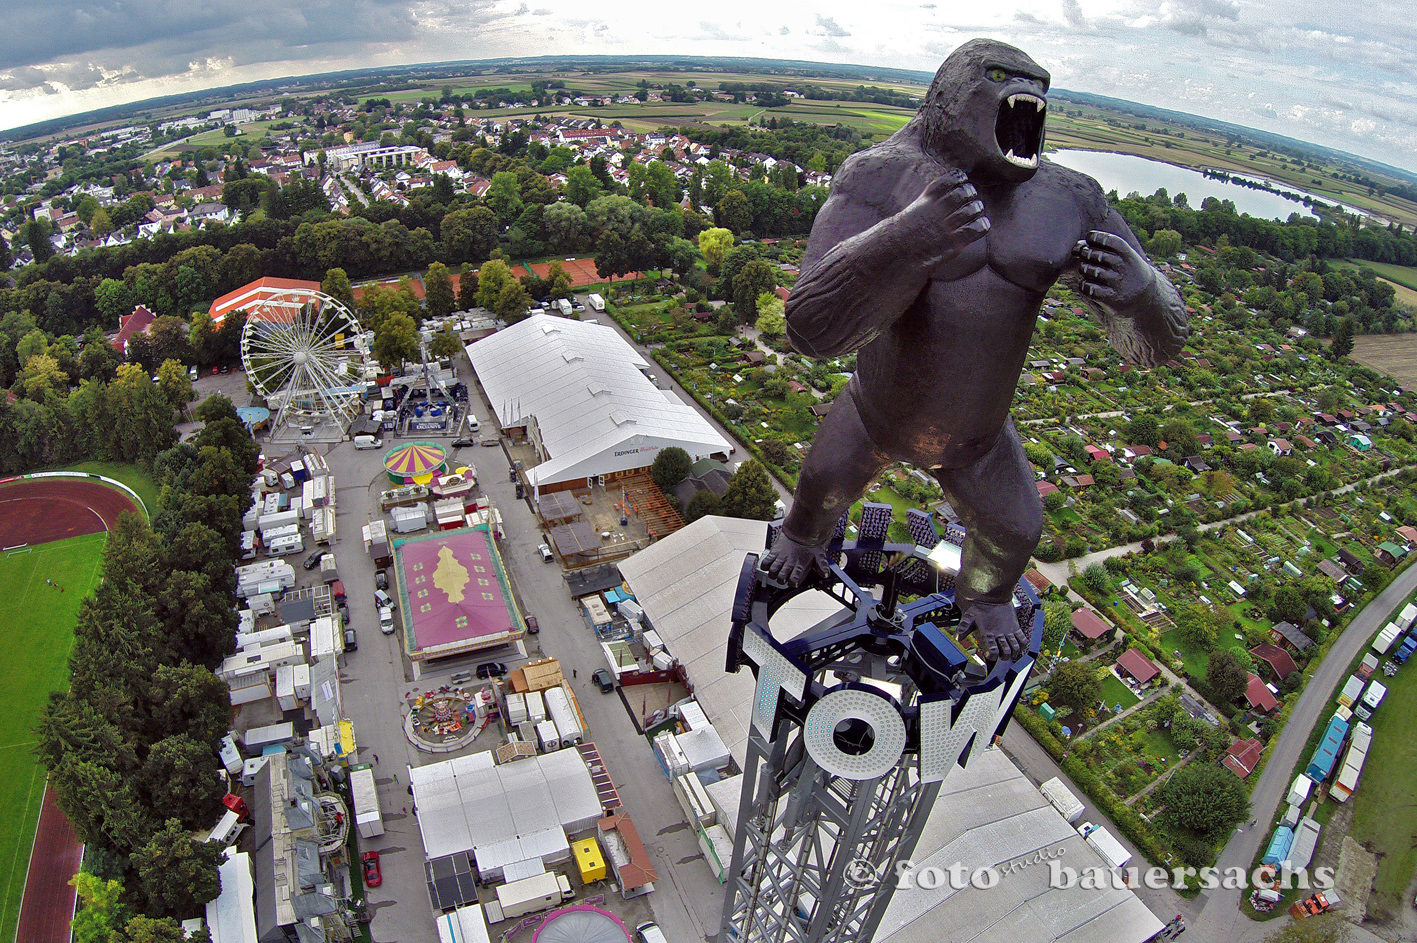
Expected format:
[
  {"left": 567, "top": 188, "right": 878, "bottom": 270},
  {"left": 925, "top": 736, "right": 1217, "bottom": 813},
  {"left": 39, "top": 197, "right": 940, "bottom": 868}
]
[
  {"left": 760, "top": 533, "right": 831, "bottom": 587},
  {"left": 959, "top": 600, "right": 1029, "bottom": 662}
]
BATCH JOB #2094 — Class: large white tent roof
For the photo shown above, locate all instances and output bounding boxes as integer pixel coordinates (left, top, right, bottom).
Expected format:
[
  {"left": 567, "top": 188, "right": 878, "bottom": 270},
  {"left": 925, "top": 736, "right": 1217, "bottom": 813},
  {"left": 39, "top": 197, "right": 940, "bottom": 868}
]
[
  {"left": 617, "top": 516, "right": 1165, "bottom": 943},
  {"left": 465, "top": 315, "right": 731, "bottom": 487}
]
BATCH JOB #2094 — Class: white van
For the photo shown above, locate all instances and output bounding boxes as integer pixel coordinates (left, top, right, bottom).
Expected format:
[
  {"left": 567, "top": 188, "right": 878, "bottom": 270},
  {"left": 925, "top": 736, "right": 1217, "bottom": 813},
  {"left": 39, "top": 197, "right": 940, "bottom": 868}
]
[
  {"left": 379, "top": 606, "right": 395, "bottom": 635},
  {"left": 354, "top": 434, "right": 383, "bottom": 450}
]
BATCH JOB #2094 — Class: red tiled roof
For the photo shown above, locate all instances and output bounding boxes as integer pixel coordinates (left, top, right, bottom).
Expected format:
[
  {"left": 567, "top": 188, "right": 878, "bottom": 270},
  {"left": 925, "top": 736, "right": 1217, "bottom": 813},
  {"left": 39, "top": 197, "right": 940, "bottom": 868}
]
[
  {"left": 112, "top": 304, "right": 156, "bottom": 354},
  {"left": 1116, "top": 648, "right": 1160, "bottom": 684},
  {"left": 1024, "top": 568, "right": 1054, "bottom": 593},
  {"left": 1397, "top": 525, "right": 1417, "bottom": 544},
  {"left": 1036, "top": 481, "right": 1059, "bottom": 497},
  {"left": 1245, "top": 673, "right": 1279, "bottom": 713},
  {"left": 598, "top": 813, "right": 656, "bottom": 890},
  {"left": 1249, "top": 643, "right": 1298, "bottom": 680},
  {"left": 208, "top": 276, "right": 322, "bottom": 323},
  {"left": 1070, "top": 608, "right": 1113, "bottom": 640},
  {"left": 1222, "top": 738, "right": 1264, "bottom": 778}
]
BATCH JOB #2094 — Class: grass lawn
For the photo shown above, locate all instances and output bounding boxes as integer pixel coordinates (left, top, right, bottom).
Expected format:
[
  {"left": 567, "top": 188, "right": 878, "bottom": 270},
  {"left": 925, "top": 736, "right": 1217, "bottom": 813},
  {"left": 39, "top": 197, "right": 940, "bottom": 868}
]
[
  {"left": 0, "top": 532, "right": 107, "bottom": 943},
  {"left": 1347, "top": 629, "right": 1417, "bottom": 921},
  {"left": 1100, "top": 673, "right": 1141, "bottom": 711},
  {"left": 43, "top": 461, "right": 157, "bottom": 520},
  {"left": 1138, "top": 728, "right": 1183, "bottom": 767},
  {"left": 1159, "top": 626, "right": 1212, "bottom": 677}
]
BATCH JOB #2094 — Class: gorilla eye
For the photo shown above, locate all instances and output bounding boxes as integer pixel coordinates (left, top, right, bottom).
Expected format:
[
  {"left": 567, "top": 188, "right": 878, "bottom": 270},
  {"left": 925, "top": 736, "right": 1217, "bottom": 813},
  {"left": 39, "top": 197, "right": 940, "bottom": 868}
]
[{"left": 987, "top": 68, "right": 1008, "bottom": 81}]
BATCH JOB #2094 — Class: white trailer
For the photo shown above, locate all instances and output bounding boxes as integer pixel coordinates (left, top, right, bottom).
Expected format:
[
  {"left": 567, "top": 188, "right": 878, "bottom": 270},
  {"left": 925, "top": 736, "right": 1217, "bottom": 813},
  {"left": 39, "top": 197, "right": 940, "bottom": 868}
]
[
  {"left": 1401, "top": 603, "right": 1417, "bottom": 632},
  {"left": 495, "top": 872, "right": 563, "bottom": 920},
  {"left": 1373, "top": 622, "right": 1402, "bottom": 654},
  {"left": 1286, "top": 774, "right": 1314, "bottom": 808},
  {"left": 1355, "top": 681, "right": 1387, "bottom": 720},
  {"left": 311, "top": 507, "right": 336, "bottom": 546},
  {"left": 237, "top": 625, "right": 294, "bottom": 650},
  {"left": 505, "top": 692, "right": 528, "bottom": 726},
  {"left": 219, "top": 735, "right": 243, "bottom": 775},
  {"left": 536, "top": 720, "right": 561, "bottom": 753},
  {"left": 262, "top": 523, "right": 301, "bottom": 545},
  {"left": 553, "top": 298, "right": 573, "bottom": 316},
  {"left": 1040, "top": 777, "right": 1085, "bottom": 824},
  {"left": 207, "top": 810, "right": 246, "bottom": 847},
  {"left": 1079, "top": 823, "right": 1132, "bottom": 870},
  {"left": 266, "top": 533, "right": 305, "bottom": 556},
  {"left": 526, "top": 690, "right": 547, "bottom": 724},
  {"left": 319, "top": 553, "right": 339, "bottom": 583},
  {"left": 436, "top": 906, "right": 491, "bottom": 943},
  {"left": 544, "top": 685, "right": 583, "bottom": 747},
  {"left": 350, "top": 765, "right": 384, "bottom": 838},
  {"left": 587, "top": 293, "right": 605, "bottom": 312},
  {"left": 241, "top": 721, "right": 295, "bottom": 752},
  {"left": 258, "top": 509, "right": 301, "bottom": 534},
  {"left": 275, "top": 665, "right": 299, "bottom": 712},
  {"left": 1286, "top": 817, "right": 1321, "bottom": 871}
]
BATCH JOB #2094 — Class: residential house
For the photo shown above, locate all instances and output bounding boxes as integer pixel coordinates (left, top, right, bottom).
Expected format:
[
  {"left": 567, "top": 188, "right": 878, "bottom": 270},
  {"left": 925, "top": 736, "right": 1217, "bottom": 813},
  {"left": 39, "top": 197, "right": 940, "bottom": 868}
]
[
  {"left": 1249, "top": 642, "right": 1298, "bottom": 682},
  {"left": 1060, "top": 474, "right": 1095, "bottom": 489},
  {"left": 1036, "top": 481, "right": 1059, "bottom": 499},
  {"left": 1268, "top": 438, "right": 1293, "bottom": 457},
  {"left": 1376, "top": 542, "right": 1408, "bottom": 567},
  {"left": 1115, "top": 648, "right": 1160, "bottom": 686},
  {"left": 1244, "top": 673, "right": 1280, "bottom": 714},
  {"left": 1316, "top": 559, "right": 1349, "bottom": 585},
  {"left": 1070, "top": 609, "right": 1116, "bottom": 646},
  {"left": 1084, "top": 445, "right": 1109, "bottom": 463},
  {"left": 1395, "top": 525, "right": 1417, "bottom": 545},
  {"left": 1222, "top": 738, "right": 1264, "bottom": 778},
  {"left": 112, "top": 304, "right": 156, "bottom": 356},
  {"left": 1023, "top": 568, "right": 1054, "bottom": 595},
  {"left": 1269, "top": 620, "right": 1315, "bottom": 655}
]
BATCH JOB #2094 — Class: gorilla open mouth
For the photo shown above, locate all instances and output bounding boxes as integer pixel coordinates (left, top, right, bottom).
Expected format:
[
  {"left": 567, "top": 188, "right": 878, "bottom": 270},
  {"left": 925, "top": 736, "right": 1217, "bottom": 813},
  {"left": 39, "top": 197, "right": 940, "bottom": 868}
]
[{"left": 995, "top": 93, "right": 1046, "bottom": 170}]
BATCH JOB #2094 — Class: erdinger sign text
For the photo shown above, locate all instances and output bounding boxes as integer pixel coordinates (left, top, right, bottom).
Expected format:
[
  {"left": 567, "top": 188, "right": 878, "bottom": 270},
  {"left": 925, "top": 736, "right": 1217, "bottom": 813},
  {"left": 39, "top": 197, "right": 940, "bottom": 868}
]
[{"left": 739, "top": 627, "right": 1031, "bottom": 783}]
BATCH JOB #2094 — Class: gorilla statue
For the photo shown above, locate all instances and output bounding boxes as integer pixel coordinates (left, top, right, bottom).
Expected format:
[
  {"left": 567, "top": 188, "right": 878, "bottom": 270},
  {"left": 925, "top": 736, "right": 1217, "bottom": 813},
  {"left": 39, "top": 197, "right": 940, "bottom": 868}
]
[{"left": 761, "top": 39, "right": 1189, "bottom": 660}]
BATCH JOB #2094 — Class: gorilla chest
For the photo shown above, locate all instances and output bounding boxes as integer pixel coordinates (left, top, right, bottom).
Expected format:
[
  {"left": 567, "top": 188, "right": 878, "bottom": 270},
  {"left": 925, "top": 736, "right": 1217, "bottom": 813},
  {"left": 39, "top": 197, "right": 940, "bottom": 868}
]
[{"left": 931, "top": 184, "right": 1082, "bottom": 294}]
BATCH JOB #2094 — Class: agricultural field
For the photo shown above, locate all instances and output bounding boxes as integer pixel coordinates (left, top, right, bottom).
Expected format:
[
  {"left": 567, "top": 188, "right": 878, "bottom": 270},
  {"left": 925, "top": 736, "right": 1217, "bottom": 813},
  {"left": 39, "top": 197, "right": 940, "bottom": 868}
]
[
  {"left": 1351, "top": 334, "right": 1417, "bottom": 388},
  {"left": 0, "top": 532, "right": 107, "bottom": 943}
]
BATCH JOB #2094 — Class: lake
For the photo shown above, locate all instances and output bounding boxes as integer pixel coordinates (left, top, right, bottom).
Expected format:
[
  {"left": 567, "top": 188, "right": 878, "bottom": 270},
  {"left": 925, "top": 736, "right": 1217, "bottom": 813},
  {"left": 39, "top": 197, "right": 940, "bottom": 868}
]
[{"left": 1048, "top": 149, "right": 1359, "bottom": 221}]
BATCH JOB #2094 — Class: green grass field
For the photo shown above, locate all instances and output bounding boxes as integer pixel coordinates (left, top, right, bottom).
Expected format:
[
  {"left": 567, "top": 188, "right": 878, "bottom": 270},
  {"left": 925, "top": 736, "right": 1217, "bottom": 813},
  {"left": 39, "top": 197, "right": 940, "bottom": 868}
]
[
  {"left": 0, "top": 532, "right": 107, "bottom": 943},
  {"left": 1100, "top": 672, "right": 1141, "bottom": 711},
  {"left": 1347, "top": 603, "right": 1417, "bottom": 922}
]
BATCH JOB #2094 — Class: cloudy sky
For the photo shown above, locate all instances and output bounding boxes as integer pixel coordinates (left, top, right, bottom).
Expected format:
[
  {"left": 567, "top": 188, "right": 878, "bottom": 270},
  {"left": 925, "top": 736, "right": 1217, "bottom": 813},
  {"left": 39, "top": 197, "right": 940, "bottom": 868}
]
[{"left": 1, "top": 0, "right": 1414, "bottom": 171}]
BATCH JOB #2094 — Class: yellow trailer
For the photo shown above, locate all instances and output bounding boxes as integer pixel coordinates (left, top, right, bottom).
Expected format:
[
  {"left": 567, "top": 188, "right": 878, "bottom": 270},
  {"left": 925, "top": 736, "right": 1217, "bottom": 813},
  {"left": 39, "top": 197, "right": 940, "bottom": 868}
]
[{"left": 572, "top": 837, "right": 606, "bottom": 883}]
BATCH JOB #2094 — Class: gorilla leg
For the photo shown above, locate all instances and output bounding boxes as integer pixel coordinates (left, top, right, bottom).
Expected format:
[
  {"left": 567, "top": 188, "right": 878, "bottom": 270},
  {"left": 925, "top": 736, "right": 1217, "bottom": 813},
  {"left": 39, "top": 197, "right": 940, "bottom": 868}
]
[
  {"left": 934, "top": 419, "right": 1043, "bottom": 658},
  {"left": 763, "top": 381, "right": 891, "bottom": 585}
]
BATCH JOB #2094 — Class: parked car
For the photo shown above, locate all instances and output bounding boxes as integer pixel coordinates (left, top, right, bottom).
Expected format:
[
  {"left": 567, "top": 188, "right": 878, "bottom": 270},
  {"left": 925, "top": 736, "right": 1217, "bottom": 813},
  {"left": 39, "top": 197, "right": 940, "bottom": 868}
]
[
  {"left": 524, "top": 615, "right": 539, "bottom": 635},
  {"left": 538, "top": 543, "right": 554, "bottom": 562},
  {"left": 344, "top": 628, "right": 358, "bottom": 652},
  {"left": 451, "top": 437, "right": 476, "bottom": 448},
  {"left": 379, "top": 606, "right": 395, "bottom": 635},
  {"left": 220, "top": 364, "right": 230, "bottom": 374},
  {"left": 211, "top": 366, "right": 220, "bottom": 376},
  {"left": 362, "top": 851, "right": 382, "bottom": 887},
  {"left": 375, "top": 569, "right": 388, "bottom": 591},
  {"left": 476, "top": 661, "right": 507, "bottom": 679},
  {"left": 374, "top": 588, "right": 394, "bottom": 609},
  {"left": 302, "top": 550, "right": 325, "bottom": 571},
  {"left": 592, "top": 668, "right": 615, "bottom": 693},
  {"left": 450, "top": 669, "right": 474, "bottom": 684},
  {"left": 636, "top": 922, "right": 668, "bottom": 943},
  {"left": 329, "top": 579, "right": 346, "bottom": 601}
]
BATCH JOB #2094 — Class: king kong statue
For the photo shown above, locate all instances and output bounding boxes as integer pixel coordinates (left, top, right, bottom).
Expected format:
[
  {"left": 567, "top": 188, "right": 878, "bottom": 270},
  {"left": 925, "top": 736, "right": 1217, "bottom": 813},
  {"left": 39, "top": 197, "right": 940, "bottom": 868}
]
[{"left": 761, "top": 39, "right": 1189, "bottom": 660}]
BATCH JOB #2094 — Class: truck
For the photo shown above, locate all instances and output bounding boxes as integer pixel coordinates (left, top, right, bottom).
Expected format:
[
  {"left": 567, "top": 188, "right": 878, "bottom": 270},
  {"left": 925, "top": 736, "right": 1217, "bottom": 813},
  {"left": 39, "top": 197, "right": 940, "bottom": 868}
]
[
  {"left": 1040, "top": 777, "right": 1085, "bottom": 824},
  {"left": 494, "top": 872, "right": 567, "bottom": 920},
  {"left": 1355, "top": 681, "right": 1387, "bottom": 720},
  {"left": 545, "top": 684, "right": 583, "bottom": 747},
  {"left": 1338, "top": 675, "right": 1366, "bottom": 708},
  {"left": 1358, "top": 652, "right": 1380, "bottom": 679},
  {"left": 350, "top": 765, "right": 384, "bottom": 838},
  {"left": 1291, "top": 891, "right": 1340, "bottom": 918},
  {"left": 362, "top": 520, "right": 392, "bottom": 567},
  {"left": 553, "top": 298, "right": 573, "bottom": 317},
  {"left": 1373, "top": 621, "right": 1403, "bottom": 654},
  {"left": 319, "top": 553, "right": 340, "bottom": 584},
  {"left": 1396, "top": 635, "right": 1417, "bottom": 664},
  {"left": 1077, "top": 822, "right": 1131, "bottom": 870},
  {"left": 1330, "top": 726, "right": 1370, "bottom": 803},
  {"left": 1262, "top": 825, "right": 1295, "bottom": 866}
]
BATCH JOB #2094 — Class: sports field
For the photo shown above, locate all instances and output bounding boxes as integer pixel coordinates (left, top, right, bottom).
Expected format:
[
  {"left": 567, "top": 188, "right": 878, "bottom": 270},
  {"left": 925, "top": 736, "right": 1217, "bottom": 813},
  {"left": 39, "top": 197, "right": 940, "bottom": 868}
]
[{"left": 0, "top": 532, "right": 106, "bottom": 943}]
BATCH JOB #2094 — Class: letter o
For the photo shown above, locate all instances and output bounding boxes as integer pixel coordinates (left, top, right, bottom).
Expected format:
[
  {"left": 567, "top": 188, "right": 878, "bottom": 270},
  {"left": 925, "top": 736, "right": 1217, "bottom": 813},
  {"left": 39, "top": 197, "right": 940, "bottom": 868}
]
[
  {"left": 915, "top": 867, "right": 946, "bottom": 890},
  {"left": 802, "top": 686, "right": 907, "bottom": 781},
  {"left": 972, "top": 867, "right": 999, "bottom": 889}
]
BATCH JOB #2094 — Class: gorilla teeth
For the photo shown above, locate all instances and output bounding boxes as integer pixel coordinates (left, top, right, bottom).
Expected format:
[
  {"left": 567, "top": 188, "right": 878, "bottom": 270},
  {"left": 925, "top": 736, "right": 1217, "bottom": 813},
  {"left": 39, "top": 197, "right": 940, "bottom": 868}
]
[
  {"left": 1004, "top": 149, "right": 1039, "bottom": 169},
  {"left": 1008, "top": 94, "right": 1046, "bottom": 113}
]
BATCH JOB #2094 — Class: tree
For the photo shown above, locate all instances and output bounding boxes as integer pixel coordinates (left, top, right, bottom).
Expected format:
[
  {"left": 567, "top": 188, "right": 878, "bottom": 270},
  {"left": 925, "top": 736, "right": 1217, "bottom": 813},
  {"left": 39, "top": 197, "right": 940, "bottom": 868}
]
[
  {"left": 95, "top": 278, "right": 134, "bottom": 323},
  {"left": 1175, "top": 603, "right": 1221, "bottom": 650},
  {"left": 372, "top": 313, "right": 418, "bottom": 372},
  {"left": 485, "top": 171, "right": 524, "bottom": 227},
  {"left": 1206, "top": 648, "right": 1250, "bottom": 705},
  {"left": 495, "top": 280, "right": 532, "bottom": 322},
  {"left": 1149, "top": 229, "right": 1183, "bottom": 258},
  {"left": 1330, "top": 318, "right": 1354, "bottom": 359},
  {"left": 129, "top": 818, "right": 223, "bottom": 918},
  {"left": 71, "top": 872, "right": 128, "bottom": 943},
  {"left": 441, "top": 207, "right": 498, "bottom": 263},
  {"left": 684, "top": 490, "right": 722, "bottom": 523},
  {"left": 1124, "top": 414, "right": 1160, "bottom": 447},
  {"left": 139, "top": 735, "right": 224, "bottom": 830},
  {"left": 155, "top": 359, "right": 194, "bottom": 419},
  {"left": 698, "top": 227, "right": 734, "bottom": 274},
  {"left": 1161, "top": 421, "right": 1198, "bottom": 456},
  {"left": 734, "top": 260, "right": 777, "bottom": 320},
  {"left": 542, "top": 201, "right": 588, "bottom": 253},
  {"left": 651, "top": 447, "right": 693, "bottom": 491},
  {"left": 430, "top": 329, "right": 462, "bottom": 359},
  {"left": 123, "top": 916, "right": 193, "bottom": 943},
  {"left": 1271, "top": 585, "right": 1308, "bottom": 624},
  {"left": 1042, "top": 599, "right": 1072, "bottom": 651},
  {"left": 476, "top": 259, "right": 514, "bottom": 311},
  {"left": 565, "top": 165, "right": 604, "bottom": 207},
  {"left": 1081, "top": 563, "right": 1110, "bottom": 595},
  {"left": 321, "top": 267, "right": 354, "bottom": 306},
  {"left": 1248, "top": 397, "right": 1276, "bottom": 426},
  {"left": 755, "top": 293, "right": 787, "bottom": 336},
  {"left": 1047, "top": 661, "right": 1100, "bottom": 712},
  {"left": 1161, "top": 762, "right": 1250, "bottom": 840},
  {"left": 717, "top": 189, "right": 753, "bottom": 235},
  {"left": 457, "top": 263, "right": 479, "bottom": 311},
  {"left": 721, "top": 460, "right": 778, "bottom": 520},
  {"left": 424, "top": 262, "right": 456, "bottom": 319}
]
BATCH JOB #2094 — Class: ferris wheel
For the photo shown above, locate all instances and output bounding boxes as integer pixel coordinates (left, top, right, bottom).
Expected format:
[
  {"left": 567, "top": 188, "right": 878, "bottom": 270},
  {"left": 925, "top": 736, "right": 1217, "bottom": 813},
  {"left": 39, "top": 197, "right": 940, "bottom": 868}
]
[{"left": 239, "top": 288, "right": 368, "bottom": 434}]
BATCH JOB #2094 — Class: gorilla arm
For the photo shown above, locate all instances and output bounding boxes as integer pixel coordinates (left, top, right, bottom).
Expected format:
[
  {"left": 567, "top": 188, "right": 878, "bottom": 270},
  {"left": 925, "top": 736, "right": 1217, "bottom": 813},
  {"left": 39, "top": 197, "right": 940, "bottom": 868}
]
[
  {"left": 1066, "top": 208, "right": 1189, "bottom": 367},
  {"left": 786, "top": 166, "right": 990, "bottom": 358}
]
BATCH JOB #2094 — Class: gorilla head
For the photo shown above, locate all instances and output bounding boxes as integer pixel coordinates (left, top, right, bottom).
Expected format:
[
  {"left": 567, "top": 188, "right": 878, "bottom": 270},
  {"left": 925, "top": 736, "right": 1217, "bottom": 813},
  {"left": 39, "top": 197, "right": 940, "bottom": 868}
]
[{"left": 920, "top": 39, "right": 1051, "bottom": 184}]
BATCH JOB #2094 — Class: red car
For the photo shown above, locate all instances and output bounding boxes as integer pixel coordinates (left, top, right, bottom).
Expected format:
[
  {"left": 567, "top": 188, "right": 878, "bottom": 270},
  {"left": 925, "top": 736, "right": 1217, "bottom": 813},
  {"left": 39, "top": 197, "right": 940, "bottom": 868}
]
[
  {"left": 211, "top": 366, "right": 220, "bottom": 375},
  {"left": 362, "top": 851, "right": 382, "bottom": 887}
]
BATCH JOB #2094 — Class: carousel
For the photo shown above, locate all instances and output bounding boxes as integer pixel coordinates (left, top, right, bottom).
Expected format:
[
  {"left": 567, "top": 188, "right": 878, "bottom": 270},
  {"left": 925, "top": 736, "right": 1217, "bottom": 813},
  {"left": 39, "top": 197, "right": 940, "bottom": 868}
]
[
  {"left": 384, "top": 441, "right": 448, "bottom": 485},
  {"left": 403, "top": 684, "right": 491, "bottom": 752}
]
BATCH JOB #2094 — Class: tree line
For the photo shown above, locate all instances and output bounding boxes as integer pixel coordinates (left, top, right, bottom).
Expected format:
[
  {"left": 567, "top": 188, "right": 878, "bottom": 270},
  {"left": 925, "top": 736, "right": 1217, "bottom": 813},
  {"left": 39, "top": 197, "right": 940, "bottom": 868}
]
[{"left": 37, "top": 393, "right": 259, "bottom": 934}]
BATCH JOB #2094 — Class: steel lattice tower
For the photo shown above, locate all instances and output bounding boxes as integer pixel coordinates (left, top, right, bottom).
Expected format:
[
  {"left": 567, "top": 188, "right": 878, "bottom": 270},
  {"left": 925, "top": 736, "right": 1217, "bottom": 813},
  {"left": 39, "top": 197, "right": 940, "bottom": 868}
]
[{"left": 720, "top": 506, "right": 1042, "bottom": 943}]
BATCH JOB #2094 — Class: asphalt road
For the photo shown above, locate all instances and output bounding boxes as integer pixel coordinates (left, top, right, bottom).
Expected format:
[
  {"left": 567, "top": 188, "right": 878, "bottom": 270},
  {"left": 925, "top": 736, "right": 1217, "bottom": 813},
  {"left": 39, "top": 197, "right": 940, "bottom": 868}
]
[{"left": 1192, "top": 563, "right": 1417, "bottom": 943}]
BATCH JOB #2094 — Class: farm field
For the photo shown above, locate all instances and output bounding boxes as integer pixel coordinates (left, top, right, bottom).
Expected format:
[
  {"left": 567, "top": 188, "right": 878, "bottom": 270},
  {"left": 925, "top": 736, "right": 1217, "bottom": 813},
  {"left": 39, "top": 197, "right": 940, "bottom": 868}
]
[
  {"left": 0, "top": 532, "right": 107, "bottom": 943},
  {"left": 1351, "top": 334, "right": 1417, "bottom": 388}
]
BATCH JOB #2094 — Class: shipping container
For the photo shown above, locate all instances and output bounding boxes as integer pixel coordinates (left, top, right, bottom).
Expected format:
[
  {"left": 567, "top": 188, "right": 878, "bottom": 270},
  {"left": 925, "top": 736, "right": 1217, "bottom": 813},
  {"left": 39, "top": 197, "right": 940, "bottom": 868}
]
[
  {"left": 1040, "top": 777, "right": 1085, "bottom": 824},
  {"left": 350, "top": 765, "right": 384, "bottom": 838},
  {"left": 544, "top": 685, "right": 583, "bottom": 747}
]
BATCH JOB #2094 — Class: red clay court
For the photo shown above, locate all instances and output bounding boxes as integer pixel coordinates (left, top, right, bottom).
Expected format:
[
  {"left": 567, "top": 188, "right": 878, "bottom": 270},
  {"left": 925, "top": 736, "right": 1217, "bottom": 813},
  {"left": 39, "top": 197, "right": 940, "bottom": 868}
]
[
  {"left": 14, "top": 788, "right": 81, "bottom": 943},
  {"left": 0, "top": 478, "right": 137, "bottom": 548}
]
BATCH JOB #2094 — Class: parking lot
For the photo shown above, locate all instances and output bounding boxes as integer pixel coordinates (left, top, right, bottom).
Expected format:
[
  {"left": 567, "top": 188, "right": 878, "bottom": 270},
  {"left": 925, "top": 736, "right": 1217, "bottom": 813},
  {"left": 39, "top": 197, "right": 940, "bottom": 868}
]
[{"left": 258, "top": 349, "right": 731, "bottom": 942}]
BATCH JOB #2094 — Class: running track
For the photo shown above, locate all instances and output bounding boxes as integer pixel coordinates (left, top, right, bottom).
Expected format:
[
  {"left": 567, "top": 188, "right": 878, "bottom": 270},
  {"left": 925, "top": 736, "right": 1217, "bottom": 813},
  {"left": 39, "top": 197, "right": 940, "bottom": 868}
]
[
  {"left": 1, "top": 477, "right": 131, "bottom": 942},
  {"left": 0, "top": 479, "right": 137, "bottom": 547},
  {"left": 13, "top": 788, "right": 81, "bottom": 943}
]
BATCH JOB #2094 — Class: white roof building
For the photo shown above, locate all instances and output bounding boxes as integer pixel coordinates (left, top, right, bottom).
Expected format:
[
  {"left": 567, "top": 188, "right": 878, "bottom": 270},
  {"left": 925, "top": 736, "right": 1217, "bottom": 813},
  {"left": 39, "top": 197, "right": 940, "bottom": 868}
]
[
  {"left": 617, "top": 516, "right": 1166, "bottom": 943},
  {"left": 466, "top": 315, "right": 731, "bottom": 491},
  {"left": 206, "top": 849, "right": 258, "bottom": 943}
]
